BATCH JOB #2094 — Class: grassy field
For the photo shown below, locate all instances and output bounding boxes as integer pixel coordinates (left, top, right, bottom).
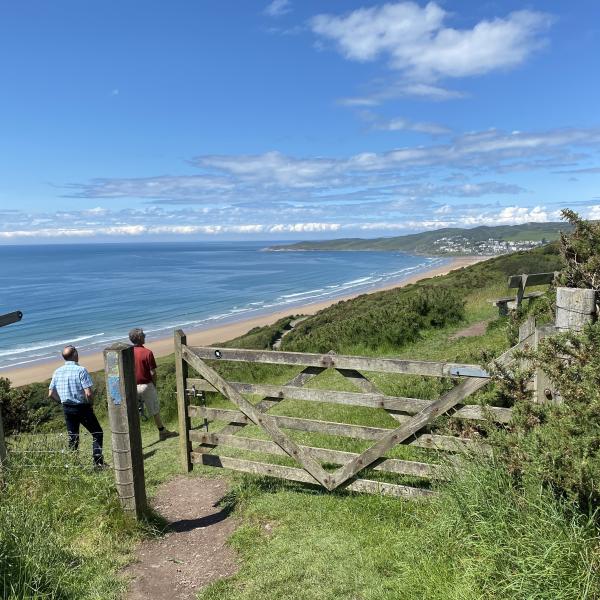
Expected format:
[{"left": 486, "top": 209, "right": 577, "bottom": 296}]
[{"left": 2, "top": 244, "right": 599, "bottom": 599}]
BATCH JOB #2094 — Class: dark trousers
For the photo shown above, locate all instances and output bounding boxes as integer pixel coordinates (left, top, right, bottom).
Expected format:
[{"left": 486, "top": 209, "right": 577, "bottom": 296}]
[{"left": 63, "top": 404, "right": 104, "bottom": 465}]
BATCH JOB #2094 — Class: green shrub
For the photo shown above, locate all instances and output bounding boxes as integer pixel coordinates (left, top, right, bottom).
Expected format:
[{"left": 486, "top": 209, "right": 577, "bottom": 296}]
[
  {"left": 492, "top": 321, "right": 600, "bottom": 511},
  {"left": 559, "top": 209, "right": 600, "bottom": 289}
]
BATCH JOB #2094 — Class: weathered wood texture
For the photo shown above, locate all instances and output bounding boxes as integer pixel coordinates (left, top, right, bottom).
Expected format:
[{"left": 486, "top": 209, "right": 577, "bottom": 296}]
[
  {"left": 555, "top": 287, "right": 597, "bottom": 332},
  {"left": 533, "top": 324, "right": 559, "bottom": 403},
  {"left": 176, "top": 332, "right": 513, "bottom": 496},
  {"left": 188, "top": 406, "right": 490, "bottom": 454},
  {"left": 191, "top": 453, "right": 435, "bottom": 499},
  {"left": 183, "top": 346, "right": 333, "bottom": 487},
  {"left": 491, "top": 271, "right": 557, "bottom": 316},
  {"left": 186, "top": 379, "right": 512, "bottom": 423},
  {"left": 103, "top": 343, "right": 147, "bottom": 519},
  {"left": 0, "top": 403, "right": 6, "bottom": 466},
  {"left": 186, "top": 346, "right": 489, "bottom": 378},
  {"left": 175, "top": 330, "right": 193, "bottom": 472},
  {"left": 189, "top": 431, "right": 444, "bottom": 479},
  {"left": 507, "top": 272, "right": 557, "bottom": 289}
]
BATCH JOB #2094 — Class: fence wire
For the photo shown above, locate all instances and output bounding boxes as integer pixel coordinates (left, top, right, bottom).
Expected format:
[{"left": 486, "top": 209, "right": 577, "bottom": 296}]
[{"left": 2, "top": 430, "right": 109, "bottom": 476}]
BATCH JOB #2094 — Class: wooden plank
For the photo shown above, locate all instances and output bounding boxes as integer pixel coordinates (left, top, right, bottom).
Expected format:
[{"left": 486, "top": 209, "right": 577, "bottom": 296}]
[
  {"left": 411, "top": 434, "right": 491, "bottom": 455},
  {"left": 189, "top": 406, "right": 490, "bottom": 454},
  {"left": 189, "top": 431, "right": 444, "bottom": 479},
  {"left": 186, "top": 379, "right": 512, "bottom": 423},
  {"left": 191, "top": 453, "right": 435, "bottom": 499},
  {"left": 329, "top": 341, "right": 520, "bottom": 489},
  {"left": 0, "top": 403, "right": 6, "bottom": 466},
  {"left": 328, "top": 375, "right": 491, "bottom": 489},
  {"left": 556, "top": 288, "right": 597, "bottom": 332},
  {"left": 189, "top": 406, "right": 393, "bottom": 440},
  {"left": 175, "top": 330, "right": 193, "bottom": 472},
  {"left": 508, "top": 272, "right": 556, "bottom": 289},
  {"left": 533, "top": 325, "right": 559, "bottom": 403},
  {"left": 217, "top": 366, "right": 323, "bottom": 438},
  {"left": 182, "top": 346, "right": 333, "bottom": 488},
  {"left": 186, "top": 346, "right": 489, "bottom": 378}
]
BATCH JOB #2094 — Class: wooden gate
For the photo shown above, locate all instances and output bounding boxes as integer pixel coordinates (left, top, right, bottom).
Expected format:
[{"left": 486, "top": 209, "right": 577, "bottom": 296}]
[{"left": 174, "top": 330, "right": 519, "bottom": 499}]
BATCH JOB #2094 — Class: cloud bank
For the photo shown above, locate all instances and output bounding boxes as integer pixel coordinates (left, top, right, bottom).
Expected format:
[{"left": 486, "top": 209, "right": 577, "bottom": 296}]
[{"left": 311, "top": 2, "right": 552, "bottom": 100}]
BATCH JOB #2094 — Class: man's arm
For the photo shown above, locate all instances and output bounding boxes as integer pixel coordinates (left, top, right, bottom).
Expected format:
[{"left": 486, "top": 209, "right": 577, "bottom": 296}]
[
  {"left": 48, "top": 374, "right": 60, "bottom": 402},
  {"left": 149, "top": 351, "right": 157, "bottom": 385},
  {"left": 80, "top": 368, "right": 94, "bottom": 402}
]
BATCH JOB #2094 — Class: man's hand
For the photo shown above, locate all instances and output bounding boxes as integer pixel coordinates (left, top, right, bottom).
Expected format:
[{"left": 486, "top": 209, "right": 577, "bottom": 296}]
[
  {"left": 150, "top": 369, "right": 157, "bottom": 386},
  {"left": 84, "top": 387, "right": 94, "bottom": 402},
  {"left": 48, "top": 388, "right": 60, "bottom": 402}
]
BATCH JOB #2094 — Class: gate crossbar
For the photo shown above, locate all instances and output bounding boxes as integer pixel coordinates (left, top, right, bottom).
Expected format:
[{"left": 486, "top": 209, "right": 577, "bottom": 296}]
[{"left": 176, "top": 334, "right": 520, "bottom": 498}]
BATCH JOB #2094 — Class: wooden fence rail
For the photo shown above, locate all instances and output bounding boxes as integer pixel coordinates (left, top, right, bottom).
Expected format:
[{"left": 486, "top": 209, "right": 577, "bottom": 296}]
[{"left": 175, "top": 330, "right": 521, "bottom": 498}]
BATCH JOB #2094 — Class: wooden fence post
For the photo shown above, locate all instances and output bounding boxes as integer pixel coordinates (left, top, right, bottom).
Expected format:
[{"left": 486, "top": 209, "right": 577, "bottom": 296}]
[
  {"left": 0, "top": 402, "right": 6, "bottom": 468},
  {"left": 556, "top": 287, "right": 597, "bottom": 332},
  {"left": 175, "top": 330, "right": 192, "bottom": 473},
  {"left": 533, "top": 324, "right": 559, "bottom": 403},
  {"left": 104, "top": 343, "right": 147, "bottom": 519}
]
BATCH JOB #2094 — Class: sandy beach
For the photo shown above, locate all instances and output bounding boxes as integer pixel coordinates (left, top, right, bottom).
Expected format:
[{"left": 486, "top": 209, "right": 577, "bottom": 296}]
[{"left": 2, "top": 256, "right": 486, "bottom": 387}]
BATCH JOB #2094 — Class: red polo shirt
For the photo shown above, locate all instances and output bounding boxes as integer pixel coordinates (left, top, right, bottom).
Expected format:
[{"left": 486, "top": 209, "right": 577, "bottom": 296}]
[{"left": 133, "top": 345, "right": 157, "bottom": 385}]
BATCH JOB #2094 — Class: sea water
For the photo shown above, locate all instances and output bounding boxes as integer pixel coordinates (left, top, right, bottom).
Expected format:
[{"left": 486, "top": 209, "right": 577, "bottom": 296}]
[{"left": 0, "top": 242, "right": 446, "bottom": 370}]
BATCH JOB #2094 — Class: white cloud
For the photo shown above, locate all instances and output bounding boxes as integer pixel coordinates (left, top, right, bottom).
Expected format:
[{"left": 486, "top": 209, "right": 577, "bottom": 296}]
[
  {"left": 587, "top": 205, "right": 600, "bottom": 220},
  {"left": 399, "top": 83, "right": 465, "bottom": 100},
  {"left": 66, "top": 127, "right": 600, "bottom": 211},
  {"left": 368, "top": 114, "right": 451, "bottom": 135},
  {"left": 264, "top": 0, "right": 291, "bottom": 18},
  {"left": 311, "top": 3, "right": 552, "bottom": 100}
]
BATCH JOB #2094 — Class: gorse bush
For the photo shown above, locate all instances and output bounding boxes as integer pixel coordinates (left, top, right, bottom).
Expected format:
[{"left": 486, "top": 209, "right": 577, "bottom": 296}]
[
  {"left": 559, "top": 208, "right": 600, "bottom": 289},
  {"left": 489, "top": 211, "right": 600, "bottom": 510},
  {"left": 493, "top": 321, "right": 600, "bottom": 512},
  {"left": 283, "top": 287, "right": 466, "bottom": 353}
]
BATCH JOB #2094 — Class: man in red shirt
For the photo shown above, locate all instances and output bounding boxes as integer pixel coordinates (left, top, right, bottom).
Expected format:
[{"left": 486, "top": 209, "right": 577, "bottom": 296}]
[{"left": 129, "top": 328, "right": 176, "bottom": 441}]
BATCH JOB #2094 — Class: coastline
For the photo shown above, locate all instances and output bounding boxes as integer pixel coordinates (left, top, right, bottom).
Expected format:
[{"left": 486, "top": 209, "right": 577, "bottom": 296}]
[{"left": 2, "top": 256, "right": 486, "bottom": 387}]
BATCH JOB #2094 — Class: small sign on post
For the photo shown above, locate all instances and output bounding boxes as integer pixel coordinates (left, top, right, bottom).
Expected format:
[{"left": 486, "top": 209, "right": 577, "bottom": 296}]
[{"left": 104, "top": 343, "right": 147, "bottom": 519}]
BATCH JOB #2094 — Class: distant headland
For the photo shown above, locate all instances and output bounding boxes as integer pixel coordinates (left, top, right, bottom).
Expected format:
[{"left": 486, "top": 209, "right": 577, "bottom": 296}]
[{"left": 267, "top": 221, "right": 570, "bottom": 256}]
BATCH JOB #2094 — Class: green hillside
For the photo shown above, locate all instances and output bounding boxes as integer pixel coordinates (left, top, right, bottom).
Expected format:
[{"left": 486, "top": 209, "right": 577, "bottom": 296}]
[
  {"left": 4, "top": 223, "right": 600, "bottom": 600},
  {"left": 268, "top": 221, "right": 569, "bottom": 255}
]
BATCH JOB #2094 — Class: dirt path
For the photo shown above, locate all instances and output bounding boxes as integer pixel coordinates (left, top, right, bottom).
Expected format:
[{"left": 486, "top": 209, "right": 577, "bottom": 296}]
[
  {"left": 449, "top": 319, "right": 492, "bottom": 341},
  {"left": 125, "top": 477, "right": 238, "bottom": 600}
]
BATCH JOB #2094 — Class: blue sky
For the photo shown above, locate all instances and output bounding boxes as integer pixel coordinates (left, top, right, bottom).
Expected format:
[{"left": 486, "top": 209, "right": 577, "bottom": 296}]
[{"left": 1, "top": 0, "right": 599, "bottom": 243}]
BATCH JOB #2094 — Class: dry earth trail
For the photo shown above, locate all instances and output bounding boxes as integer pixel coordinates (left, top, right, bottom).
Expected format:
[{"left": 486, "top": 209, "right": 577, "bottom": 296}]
[{"left": 126, "top": 476, "right": 238, "bottom": 600}]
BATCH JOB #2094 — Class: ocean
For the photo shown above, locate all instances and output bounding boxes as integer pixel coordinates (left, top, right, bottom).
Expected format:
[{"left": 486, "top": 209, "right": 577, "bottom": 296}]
[{"left": 0, "top": 242, "right": 446, "bottom": 371}]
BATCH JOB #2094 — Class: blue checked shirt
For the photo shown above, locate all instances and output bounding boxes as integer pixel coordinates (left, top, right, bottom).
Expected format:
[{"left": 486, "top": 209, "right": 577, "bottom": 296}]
[{"left": 49, "top": 361, "right": 94, "bottom": 405}]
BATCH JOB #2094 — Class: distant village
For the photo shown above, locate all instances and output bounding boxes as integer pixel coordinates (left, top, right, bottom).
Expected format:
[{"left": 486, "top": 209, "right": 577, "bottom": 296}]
[{"left": 432, "top": 236, "right": 546, "bottom": 255}]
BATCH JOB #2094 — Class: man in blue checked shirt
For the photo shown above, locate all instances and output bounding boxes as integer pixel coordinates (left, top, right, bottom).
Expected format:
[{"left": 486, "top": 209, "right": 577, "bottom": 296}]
[{"left": 48, "top": 345, "right": 105, "bottom": 467}]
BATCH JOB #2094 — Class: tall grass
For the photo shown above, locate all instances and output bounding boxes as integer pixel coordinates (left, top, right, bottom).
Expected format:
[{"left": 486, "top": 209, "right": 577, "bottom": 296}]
[
  {"left": 391, "top": 459, "right": 600, "bottom": 600},
  {"left": 0, "top": 433, "right": 140, "bottom": 600},
  {"left": 200, "top": 461, "right": 600, "bottom": 600}
]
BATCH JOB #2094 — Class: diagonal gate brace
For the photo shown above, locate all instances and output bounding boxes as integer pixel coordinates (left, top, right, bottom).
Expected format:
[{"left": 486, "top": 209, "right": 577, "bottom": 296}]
[{"left": 182, "top": 346, "right": 335, "bottom": 489}]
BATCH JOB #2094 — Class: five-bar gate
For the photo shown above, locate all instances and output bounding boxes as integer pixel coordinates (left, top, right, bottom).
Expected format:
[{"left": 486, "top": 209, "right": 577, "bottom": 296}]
[{"left": 174, "top": 329, "right": 519, "bottom": 499}]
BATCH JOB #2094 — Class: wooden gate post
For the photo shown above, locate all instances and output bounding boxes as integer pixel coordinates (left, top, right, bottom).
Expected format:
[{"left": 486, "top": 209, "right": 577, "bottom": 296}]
[
  {"left": 533, "top": 324, "right": 559, "bottom": 403},
  {"left": 104, "top": 343, "right": 147, "bottom": 519},
  {"left": 175, "top": 330, "right": 192, "bottom": 473},
  {"left": 556, "top": 287, "right": 597, "bottom": 332},
  {"left": 0, "top": 401, "right": 6, "bottom": 467}
]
